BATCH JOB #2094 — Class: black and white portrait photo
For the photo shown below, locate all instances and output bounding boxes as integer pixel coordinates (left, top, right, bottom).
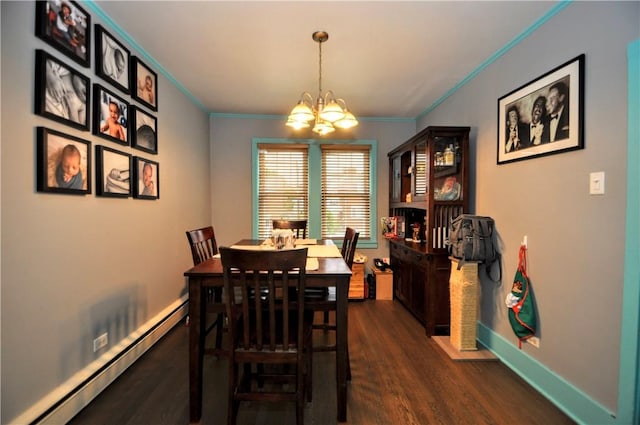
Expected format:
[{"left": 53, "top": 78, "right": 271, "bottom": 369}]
[
  {"left": 95, "top": 24, "right": 130, "bottom": 94},
  {"left": 131, "top": 106, "right": 157, "bottom": 154},
  {"left": 497, "top": 54, "right": 584, "bottom": 165},
  {"left": 35, "top": 50, "right": 90, "bottom": 131}
]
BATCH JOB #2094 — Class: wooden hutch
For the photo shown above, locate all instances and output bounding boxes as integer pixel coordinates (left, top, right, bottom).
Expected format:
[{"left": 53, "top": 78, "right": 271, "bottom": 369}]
[{"left": 387, "top": 126, "right": 470, "bottom": 336}]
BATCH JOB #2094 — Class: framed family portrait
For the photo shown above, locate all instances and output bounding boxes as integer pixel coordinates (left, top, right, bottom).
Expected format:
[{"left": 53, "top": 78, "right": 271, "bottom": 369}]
[
  {"left": 95, "top": 145, "right": 131, "bottom": 197},
  {"left": 93, "top": 84, "right": 129, "bottom": 145},
  {"left": 133, "top": 157, "right": 159, "bottom": 200},
  {"left": 36, "top": 126, "right": 91, "bottom": 195},
  {"left": 35, "top": 49, "right": 90, "bottom": 131},
  {"left": 95, "top": 24, "right": 130, "bottom": 94},
  {"left": 497, "top": 54, "right": 585, "bottom": 165},
  {"left": 131, "top": 57, "right": 158, "bottom": 111},
  {"left": 35, "top": 0, "right": 91, "bottom": 67},
  {"left": 130, "top": 106, "right": 157, "bottom": 154}
]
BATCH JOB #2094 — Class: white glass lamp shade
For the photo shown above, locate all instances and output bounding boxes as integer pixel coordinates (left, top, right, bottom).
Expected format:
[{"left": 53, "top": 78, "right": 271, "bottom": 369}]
[
  {"left": 286, "top": 117, "right": 311, "bottom": 130},
  {"left": 319, "top": 100, "right": 345, "bottom": 122},
  {"left": 333, "top": 111, "right": 358, "bottom": 129},
  {"left": 289, "top": 102, "right": 315, "bottom": 123},
  {"left": 312, "top": 119, "right": 336, "bottom": 135}
]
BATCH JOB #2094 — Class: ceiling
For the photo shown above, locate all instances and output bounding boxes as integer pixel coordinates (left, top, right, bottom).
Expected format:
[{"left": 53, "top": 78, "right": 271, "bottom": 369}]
[{"left": 93, "top": 1, "right": 559, "bottom": 119}]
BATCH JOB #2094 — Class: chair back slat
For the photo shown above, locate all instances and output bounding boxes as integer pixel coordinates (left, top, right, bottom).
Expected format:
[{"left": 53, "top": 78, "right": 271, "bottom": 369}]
[
  {"left": 220, "top": 247, "right": 308, "bottom": 356},
  {"left": 273, "top": 219, "right": 308, "bottom": 239}
]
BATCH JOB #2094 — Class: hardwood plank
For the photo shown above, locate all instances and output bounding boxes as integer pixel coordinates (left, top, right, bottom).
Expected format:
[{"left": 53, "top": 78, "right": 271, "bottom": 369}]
[{"left": 68, "top": 301, "right": 574, "bottom": 425}]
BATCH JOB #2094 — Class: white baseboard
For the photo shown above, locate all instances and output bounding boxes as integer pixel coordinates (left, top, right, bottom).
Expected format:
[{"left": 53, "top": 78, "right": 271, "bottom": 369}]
[{"left": 10, "top": 296, "right": 188, "bottom": 425}]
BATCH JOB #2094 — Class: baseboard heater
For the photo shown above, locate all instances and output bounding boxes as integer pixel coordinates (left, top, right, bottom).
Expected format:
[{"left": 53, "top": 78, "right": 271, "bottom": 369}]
[{"left": 11, "top": 296, "right": 189, "bottom": 425}]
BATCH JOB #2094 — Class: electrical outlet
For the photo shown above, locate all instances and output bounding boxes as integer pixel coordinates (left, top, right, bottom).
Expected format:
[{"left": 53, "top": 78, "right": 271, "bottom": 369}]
[
  {"left": 93, "top": 333, "right": 108, "bottom": 352},
  {"left": 527, "top": 336, "right": 540, "bottom": 348}
]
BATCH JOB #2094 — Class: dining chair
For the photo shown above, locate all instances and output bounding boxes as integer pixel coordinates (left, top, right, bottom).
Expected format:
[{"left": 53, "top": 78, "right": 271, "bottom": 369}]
[
  {"left": 185, "top": 226, "right": 226, "bottom": 357},
  {"left": 305, "top": 227, "right": 359, "bottom": 380},
  {"left": 219, "top": 247, "right": 313, "bottom": 425},
  {"left": 272, "top": 219, "right": 308, "bottom": 239}
]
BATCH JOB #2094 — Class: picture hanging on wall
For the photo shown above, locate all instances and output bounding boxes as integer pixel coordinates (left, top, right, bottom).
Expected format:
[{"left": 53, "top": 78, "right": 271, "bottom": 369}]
[
  {"left": 95, "top": 145, "right": 131, "bottom": 198},
  {"left": 95, "top": 24, "right": 130, "bottom": 94},
  {"left": 35, "top": 0, "right": 91, "bottom": 67},
  {"left": 131, "top": 56, "right": 158, "bottom": 111},
  {"left": 35, "top": 49, "right": 90, "bottom": 131},
  {"left": 93, "top": 83, "right": 129, "bottom": 145},
  {"left": 36, "top": 126, "right": 91, "bottom": 195},
  {"left": 130, "top": 106, "right": 157, "bottom": 154},
  {"left": 497, "top": 54, "right": 585, "bottom": 165},
  {"left": 133, "top": 156, "right": 159, "bottom": 200}
]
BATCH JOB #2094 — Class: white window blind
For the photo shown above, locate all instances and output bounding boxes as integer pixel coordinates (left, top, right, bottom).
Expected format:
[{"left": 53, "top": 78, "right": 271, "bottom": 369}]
[
  {"left": 257, "top": 144, "right": 309, "bottom": 239},
  {"left": 321, "top": 145, "right": 371, "bottom": 239}
]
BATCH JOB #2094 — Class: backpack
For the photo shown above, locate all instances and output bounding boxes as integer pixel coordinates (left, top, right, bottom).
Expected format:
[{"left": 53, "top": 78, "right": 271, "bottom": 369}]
[
  {"left": 447, "top": 214, "right": 500, "bottom": 280},
  {"left": 505, "top": 244, "right": 537, "bottom": 348}
]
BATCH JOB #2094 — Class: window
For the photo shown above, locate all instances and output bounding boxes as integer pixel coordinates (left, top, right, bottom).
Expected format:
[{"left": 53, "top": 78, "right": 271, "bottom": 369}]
[
  {"left": 256, "top": 144, "right": 308, "bottom": 239},
  {"left": 253, "top": 139, "right": 377, "bottom": 247},
  {"left": 321, "top": 145, "right": 371, "bottom": 239}
]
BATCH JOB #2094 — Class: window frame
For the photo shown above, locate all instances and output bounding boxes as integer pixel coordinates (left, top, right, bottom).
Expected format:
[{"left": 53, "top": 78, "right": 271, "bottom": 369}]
[{"left": 252, "top": 138, "right": 378, "bottom": 248}]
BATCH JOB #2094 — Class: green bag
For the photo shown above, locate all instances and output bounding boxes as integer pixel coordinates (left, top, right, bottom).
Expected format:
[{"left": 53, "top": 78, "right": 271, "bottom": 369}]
[{"left": 505, "top": 245, "right": 536, "bottom": 348}]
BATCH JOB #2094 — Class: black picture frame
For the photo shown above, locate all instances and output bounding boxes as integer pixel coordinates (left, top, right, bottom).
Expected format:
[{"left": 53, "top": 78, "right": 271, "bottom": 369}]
[
  {"left": 133, "top": 157, "right": 159, "bottom": 200},
  {"left": 95, "top": 145, "right": 132, "bottom": 198},
  {"left": 35, "top": 49, "right": 90, "bottom": 131},
  {"left": 130, "top": 106, "right": 157, "bottom": 154},
  {"left": 131, "top": 57, "right": 158, "bottom": 111},
  {"left": 93, "top": 84, "right": 129, "bottom": 145},
  {"left": 497, "top": 54, "right": 585, "bottom": 165},
  {"left": 36, "top": 126, "right": 91, "bottom": 195},
  {"left": 35, "top": 0, "right": 91, "bottom": 68},
  {"left": 95, "top": 24, "right": 130, "bottom": 94}
]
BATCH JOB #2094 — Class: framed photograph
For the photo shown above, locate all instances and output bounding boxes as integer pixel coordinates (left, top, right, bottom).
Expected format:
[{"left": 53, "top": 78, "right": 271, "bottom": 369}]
[
  {"left": 35, "top": 49, "right": 90, "bottom": 131},
  {"left": 95, "top": 24, "right": 130, "bottom": 94},
  {"left": 497, "top": 54, "right": 585, "bottom": 165},
  {"left": 130, "top": 106, "right": 157, "bottom": 154},
  {"left": 131, "top": 57, "right": 158, "bottom": 111},
  {"left": 96, "top": 145, "right": 131, "bottom": 197},
  {"left": 93, "top": 84, "right": 129, "bottom": 145},
  {"left": 35, "top": 0, "right": 91, "bottom": 67},
  {"left": 133, "top": 157, "right": 159, "bottom": 200},
  {"left": 36, "top": 126, "right": 91, "bottom": 195}
]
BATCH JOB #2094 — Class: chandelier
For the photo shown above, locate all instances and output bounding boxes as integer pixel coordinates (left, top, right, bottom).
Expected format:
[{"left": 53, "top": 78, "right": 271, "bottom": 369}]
[{"left": 286, "top": 31, "right": 358, "bottom": 135}]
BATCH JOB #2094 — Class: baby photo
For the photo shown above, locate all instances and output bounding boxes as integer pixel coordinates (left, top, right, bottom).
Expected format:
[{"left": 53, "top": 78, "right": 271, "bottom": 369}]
[
  {"left": 37, "top": 127, "right": 91, "bottom": 195},
  {"left": 94, "top": 84, "right": 128, "bottom": 144}
]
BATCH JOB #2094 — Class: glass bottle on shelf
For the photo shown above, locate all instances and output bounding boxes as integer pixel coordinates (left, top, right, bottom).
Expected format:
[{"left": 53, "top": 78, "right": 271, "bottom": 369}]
[{"left": 444, "top": 145, "right": 454, "bottom": 166}]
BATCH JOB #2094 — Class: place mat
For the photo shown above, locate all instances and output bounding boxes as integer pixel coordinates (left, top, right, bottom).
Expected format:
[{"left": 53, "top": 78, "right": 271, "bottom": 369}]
[
  {"left": 295, "top": 239, "right": 318, "bottom": 245},
  {"left": 306, "top": 257, "right": 319, "bottom": 271},
  {"left": 306, "top": 244, "right": 342, "bottom": 258},
  {"left": 230, "top": 244, "right": 275, "bottom": 251}
]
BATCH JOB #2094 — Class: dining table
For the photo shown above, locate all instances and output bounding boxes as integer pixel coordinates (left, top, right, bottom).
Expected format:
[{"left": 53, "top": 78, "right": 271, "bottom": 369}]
[{"left": 184, "top": 238, "right": 353, "bottom": 423}]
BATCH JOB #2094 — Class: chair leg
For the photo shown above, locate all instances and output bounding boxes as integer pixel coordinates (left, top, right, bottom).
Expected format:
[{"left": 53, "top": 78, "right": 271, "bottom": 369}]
[
  {"left": 297, "top": 360, "right": 305, "bottom": 425},
  {"left": 215, "top": 313, "right": 224, "bottom": 351},
  {"left": 346, "top": 342, "right": 351, "bottom": 381},
  {"left": 306, "top": 333, "right": 313, "bottom": 402},
  {"left": 227, "top": 360, "right": 238, "bottom": 425}
]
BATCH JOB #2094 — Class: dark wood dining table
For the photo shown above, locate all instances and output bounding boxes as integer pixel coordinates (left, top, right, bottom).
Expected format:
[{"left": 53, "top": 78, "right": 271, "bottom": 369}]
[{"left": 184, "top": 239, "right": 352, "bottom": 423}]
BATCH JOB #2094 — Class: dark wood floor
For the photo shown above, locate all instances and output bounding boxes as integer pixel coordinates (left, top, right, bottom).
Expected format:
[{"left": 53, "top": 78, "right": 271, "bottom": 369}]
[{"left": 68, "top": 300, "right": 575, "bottom": 425}]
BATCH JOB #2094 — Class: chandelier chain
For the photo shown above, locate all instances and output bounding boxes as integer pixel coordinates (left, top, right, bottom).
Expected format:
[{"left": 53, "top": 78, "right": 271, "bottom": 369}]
[{"left": 318, "top": 40, "right": 322, "bottom": 96}]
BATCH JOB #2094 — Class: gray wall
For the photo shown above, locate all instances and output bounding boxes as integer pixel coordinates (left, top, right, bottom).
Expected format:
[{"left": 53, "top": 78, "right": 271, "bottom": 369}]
[
  {"left": 418, "top": 1, "right": 638, "bottom": 416},
  {"left": 210, "top": 116, "right": 415, "bottom": 259},
  {"left": 1, "top": 2, "right": 211, "bottom": 422}
]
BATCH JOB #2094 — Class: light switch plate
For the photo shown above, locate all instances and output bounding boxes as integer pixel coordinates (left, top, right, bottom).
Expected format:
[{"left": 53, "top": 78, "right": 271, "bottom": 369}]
[{"left": 589, "top": 172, "right": 605, "bottom": 195}]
